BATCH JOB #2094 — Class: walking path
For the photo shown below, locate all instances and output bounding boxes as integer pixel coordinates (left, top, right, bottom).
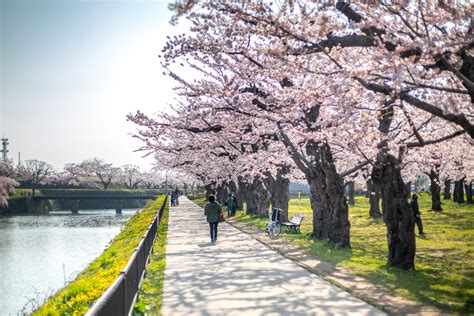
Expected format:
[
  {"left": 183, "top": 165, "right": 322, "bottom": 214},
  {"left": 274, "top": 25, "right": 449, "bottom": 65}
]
[{"left": 161, "top": 197, "right": 384, "bottom": 315}]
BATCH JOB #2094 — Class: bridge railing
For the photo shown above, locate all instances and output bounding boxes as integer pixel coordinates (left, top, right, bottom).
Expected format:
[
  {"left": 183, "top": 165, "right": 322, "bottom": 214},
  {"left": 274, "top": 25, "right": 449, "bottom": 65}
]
[
  {"left": 37, "top": 189, "right": 165, "bottom": 196},
  {"left": 85, "top": 194, "right": 168, "bottom": 316}
]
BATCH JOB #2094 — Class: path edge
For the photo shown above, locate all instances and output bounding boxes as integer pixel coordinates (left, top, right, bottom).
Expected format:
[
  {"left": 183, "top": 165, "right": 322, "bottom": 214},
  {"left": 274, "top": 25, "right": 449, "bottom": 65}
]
[{"left": 189, "top": 199, "right": 445, "bottom": 316}]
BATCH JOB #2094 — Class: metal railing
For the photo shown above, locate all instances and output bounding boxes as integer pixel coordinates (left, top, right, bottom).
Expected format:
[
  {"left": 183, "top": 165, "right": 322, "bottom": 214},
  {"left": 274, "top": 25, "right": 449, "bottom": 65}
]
[
  {"left": 33, "top": 189, "right": 165, "bottom": 200},
  {"left": 85, "top": 194, "right": 168, "bottom": 316}
]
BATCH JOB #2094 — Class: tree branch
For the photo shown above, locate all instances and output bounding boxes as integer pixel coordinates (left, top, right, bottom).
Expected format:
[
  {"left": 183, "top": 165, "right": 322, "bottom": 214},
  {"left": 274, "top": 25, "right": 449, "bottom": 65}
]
[
  {"left": 406, "top": 130, "right": 466, "bottom": 148},
  {"left": 340, "top": 160, "right": 371, "bottom": 178},
  {"left": 277, "top": 127, "right": 310, "bottom": 174}
]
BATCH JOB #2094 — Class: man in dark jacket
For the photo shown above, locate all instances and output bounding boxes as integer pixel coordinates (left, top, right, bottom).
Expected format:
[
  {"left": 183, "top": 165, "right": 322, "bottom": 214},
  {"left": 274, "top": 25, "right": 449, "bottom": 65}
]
[{"left": 410, "top": 194, "right": 424, "bottom": 235}]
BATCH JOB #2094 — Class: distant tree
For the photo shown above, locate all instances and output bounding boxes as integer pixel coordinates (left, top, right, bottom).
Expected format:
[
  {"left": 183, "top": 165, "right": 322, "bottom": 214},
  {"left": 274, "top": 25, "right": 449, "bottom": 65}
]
[
  {"left": 120, "top": 165, "right": 143, "bottom": 189},
  {"left": 78, "top": 158, "right": 120, "bottom": 190},
  {"left": 138, "top": 170, "right": 163, "bottom": 189},
  {"left": 0, "top": 163, "right": 19, "bottom": 207},
  {"left": 16, "top": 160, "right": 54, "bottom": 195},
  {"left": 46, "top": 163, "right": 83, "bottom": 187},
  {"left": 62, "top": 163, "right": 82, "bottom": 185}
]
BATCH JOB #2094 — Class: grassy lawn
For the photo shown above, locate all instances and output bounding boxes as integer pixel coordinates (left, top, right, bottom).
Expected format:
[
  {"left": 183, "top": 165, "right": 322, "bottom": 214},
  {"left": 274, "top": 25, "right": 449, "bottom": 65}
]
[
  {"left": 187, "top": 193, "right": 206, "bottom": 208},
  {"left": 134, "top": 199, "right": 170, "bottom": 315},
  {"left": 9, "top": 188, "right": 38, "bottom": 198},
  {"left": 233, "top": 193, "right": 473, "bottom": 314},
  {"left": 34, "top": 196, "right": 167, "bottom": 315}
]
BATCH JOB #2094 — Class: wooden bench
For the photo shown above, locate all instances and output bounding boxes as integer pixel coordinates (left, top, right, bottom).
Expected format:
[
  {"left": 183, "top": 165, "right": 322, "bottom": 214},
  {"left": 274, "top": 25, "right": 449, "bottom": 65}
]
[{"left": 281, "top": 214, "right": 304, "bottom": 233}]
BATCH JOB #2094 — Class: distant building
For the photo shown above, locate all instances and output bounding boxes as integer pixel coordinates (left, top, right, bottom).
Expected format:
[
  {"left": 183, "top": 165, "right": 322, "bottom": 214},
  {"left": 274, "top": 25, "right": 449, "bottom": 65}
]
[{"left": 289, "top": 182, "right": 310, "bottom": 194}]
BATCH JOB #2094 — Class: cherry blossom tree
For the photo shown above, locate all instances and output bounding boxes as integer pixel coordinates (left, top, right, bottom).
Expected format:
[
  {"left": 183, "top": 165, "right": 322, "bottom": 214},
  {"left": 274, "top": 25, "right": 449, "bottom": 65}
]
[
  {"left": 78, "top": 158, "right": 120, "bottom": 190},
  {"left": 0, "top": 163, "right": 19, "bottom": 207},
  {"left": 140, "top": 171, "right": 165, "bottom": 189},
  {"left": 130, "top": 0, "right": 473, "bottom": 269},
  {"left": 119, "top": 164, "right": 143, "bottom": 189}
]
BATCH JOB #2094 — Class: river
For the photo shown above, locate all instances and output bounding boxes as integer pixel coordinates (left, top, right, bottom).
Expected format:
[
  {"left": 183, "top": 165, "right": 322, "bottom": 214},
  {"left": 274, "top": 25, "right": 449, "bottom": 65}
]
[{"left": 0, "top": 209, "right": 136, "bottom": 315}]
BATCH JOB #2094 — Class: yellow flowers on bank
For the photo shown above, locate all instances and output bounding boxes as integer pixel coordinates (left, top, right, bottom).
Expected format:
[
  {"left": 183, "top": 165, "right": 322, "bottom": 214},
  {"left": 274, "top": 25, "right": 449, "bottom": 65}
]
[{"left": 34, "top": 196, "right": 166, "bottom": 315}]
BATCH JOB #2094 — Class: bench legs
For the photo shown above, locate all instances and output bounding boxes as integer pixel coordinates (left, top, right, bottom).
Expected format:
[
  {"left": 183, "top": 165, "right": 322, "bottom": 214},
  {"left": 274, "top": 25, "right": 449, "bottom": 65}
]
[{"left": 283, "top": 225, "right": 300, "bottom": 233}]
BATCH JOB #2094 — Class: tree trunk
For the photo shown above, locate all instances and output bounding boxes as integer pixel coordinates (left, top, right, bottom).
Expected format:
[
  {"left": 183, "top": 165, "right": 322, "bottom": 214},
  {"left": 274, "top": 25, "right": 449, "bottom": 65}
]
[
  {"left": 279, "top": 106, "right": 350, "bottom": 248},
  {"left": 365, "top": 179, "right": 370, "bottom": 198},
  {"left": 308, "top": 175, "right": 328, "bottom": 239},
  {"left": 453, "top": 179, "right": 465, "bottom": 203},
  {"left": 244, "top": 178, "right": 260, "bottom": 215},
  {"left": 367, "top": 178, "right": 381, "bottom": 218},
  {"left": 243, "top": 178, "right": 270, "bottom": 216},
  {"left": 443, "top": 179, "right": 451, "bottom": 200},
  {"left": 305, "top": 143, "right": 350, "bottom": 248},
  {"left": 405, "top": 181, "right": 412, "bottom": 199},
  {"left": 228, "top": 180, "right": 238, "bottom": 198},
  {"left": 453, "top": 181, "right": 459, "bottom": 202},
  {"left": 465, "top": 182, "right": 473, "bottom": 204},
  {"left": 263, "top": 167, "right": 290, "bottom": 222},
  {"left": 254, "top": 177, "right": 271, "bottom": 217},
  {"left": 372, "top": 154, "right": 416, "bottom": 270},
  {"left": 346, "top": 181, "right": 355, "bottom": 205},
  {"left": 215, "top": 184, "right": 228, "bottom": 204},
  {"left": 429, "top": 169, "right": 442, "bottom": 211},
  {"left": 204, "top": 184, "right": 213, "bottom": 198},
  {"left": 236, "top": 177, "right": 246, "bottom": 210},
  {"left": 320, "top": 144, "right": 350, "bottom": 248}
]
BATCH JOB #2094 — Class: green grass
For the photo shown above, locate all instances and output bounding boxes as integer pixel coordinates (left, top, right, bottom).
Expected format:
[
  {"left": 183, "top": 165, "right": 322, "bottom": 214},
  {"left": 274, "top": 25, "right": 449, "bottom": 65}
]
[
  {"left": 34, "top": 196, "right": 167, "bottom": 315},
  {"left": 188, "top": 194, "right": 206, "bottom": 208},
  {"left": 234, "top": 193, "right": 474, "bottom": 314},
  {"left": 9, "top": 188, "right": 38, "bottom": 199},
  {"left": 134, "top": 199, "right": 170, "bottom": 315}
]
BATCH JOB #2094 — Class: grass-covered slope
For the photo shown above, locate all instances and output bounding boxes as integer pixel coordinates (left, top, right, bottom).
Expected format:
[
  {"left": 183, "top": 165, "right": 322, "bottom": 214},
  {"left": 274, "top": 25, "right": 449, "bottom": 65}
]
[
  {"left": 34, "top": 195, "right": 166, "bottom": 316},
  {"left": 133, "top": 200, "right": 170, "bottom": 315}
]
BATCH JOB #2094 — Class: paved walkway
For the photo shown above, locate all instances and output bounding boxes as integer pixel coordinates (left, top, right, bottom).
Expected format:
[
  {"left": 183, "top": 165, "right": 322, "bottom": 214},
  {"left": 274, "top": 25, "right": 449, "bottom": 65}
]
[{"left": 162, "top": 197, "right": 384, "bottom": 315}]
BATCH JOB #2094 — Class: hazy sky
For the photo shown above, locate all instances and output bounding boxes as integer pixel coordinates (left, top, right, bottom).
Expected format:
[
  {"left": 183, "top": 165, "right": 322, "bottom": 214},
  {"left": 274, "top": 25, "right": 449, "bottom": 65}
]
[{"left": 1, "top": 0, "right": 188, "bottom": 170}]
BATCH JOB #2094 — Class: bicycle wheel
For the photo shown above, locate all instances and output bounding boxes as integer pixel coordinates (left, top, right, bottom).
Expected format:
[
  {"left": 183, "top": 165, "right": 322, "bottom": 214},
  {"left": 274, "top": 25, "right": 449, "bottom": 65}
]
[
  {"left": 265, "top": 224, "right": 270, "bottom": 236},
  {"left": 270, "top": 224, "right": 281, "bottom": 238},
  {"left": 272, "top": 224, "right": 281, "bottom": 237}
]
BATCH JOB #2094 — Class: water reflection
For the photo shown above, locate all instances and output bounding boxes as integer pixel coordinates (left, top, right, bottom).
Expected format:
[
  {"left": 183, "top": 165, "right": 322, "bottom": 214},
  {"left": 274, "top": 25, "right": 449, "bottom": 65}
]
[{"left": 0, "top": 209, "right": 136, "bottom": 315}]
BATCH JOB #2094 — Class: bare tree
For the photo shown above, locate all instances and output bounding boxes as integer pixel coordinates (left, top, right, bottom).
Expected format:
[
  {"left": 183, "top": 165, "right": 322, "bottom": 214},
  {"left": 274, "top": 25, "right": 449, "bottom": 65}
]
[{"left": 16, "top": 160, "right": 54, "bottom": 195}]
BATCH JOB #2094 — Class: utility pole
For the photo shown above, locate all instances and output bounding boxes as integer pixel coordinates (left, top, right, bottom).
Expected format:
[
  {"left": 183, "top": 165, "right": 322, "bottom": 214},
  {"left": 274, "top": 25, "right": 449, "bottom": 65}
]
[
  {"left": 18, "top": 152, "right": 21, "bottom": 167},
  {"left": 1, "top": 138, "right": 9, "bottom": 163}
]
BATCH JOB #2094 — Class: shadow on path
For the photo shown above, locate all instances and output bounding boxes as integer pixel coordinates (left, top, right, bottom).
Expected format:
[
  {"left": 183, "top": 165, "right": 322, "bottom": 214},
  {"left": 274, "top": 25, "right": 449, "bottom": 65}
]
[{"left": 162, "top": 197, "right": 385, "bottom": 316}]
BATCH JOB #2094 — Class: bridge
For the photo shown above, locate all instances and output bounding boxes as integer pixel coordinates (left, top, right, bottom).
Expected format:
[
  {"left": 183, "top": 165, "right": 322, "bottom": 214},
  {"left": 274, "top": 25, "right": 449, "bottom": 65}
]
[
  {"left": 33, "top": 193, "right": 160, "bottom": 200},
  {"left": 31, "top": 190, "right": 164, "bottom": 214}
]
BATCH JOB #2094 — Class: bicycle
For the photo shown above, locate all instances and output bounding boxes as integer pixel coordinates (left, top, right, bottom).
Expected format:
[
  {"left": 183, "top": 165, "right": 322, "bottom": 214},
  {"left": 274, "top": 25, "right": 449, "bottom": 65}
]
[{"left": 265, "top": 208, "right": 282, "bottom": 239}]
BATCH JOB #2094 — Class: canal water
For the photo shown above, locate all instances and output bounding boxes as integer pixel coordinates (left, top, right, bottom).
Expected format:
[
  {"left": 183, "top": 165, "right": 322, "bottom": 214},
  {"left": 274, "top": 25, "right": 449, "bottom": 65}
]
[{"left": 0, "top": 209, "right": 136, "bottom": 315}]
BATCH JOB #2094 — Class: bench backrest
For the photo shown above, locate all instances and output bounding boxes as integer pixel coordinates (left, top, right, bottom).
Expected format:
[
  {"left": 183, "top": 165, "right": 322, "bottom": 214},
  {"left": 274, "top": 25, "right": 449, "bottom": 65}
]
[{"left": 291, "top": 214, "right": 303, "bottom": 225}]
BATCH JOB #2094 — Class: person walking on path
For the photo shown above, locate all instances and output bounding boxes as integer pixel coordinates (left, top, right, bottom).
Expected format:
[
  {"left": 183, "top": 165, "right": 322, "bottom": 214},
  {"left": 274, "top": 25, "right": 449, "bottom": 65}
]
[
  {"left": 204, "top": 195, "right": 222, "bottom": 242},
  {"left": 410, "top": 194, "right": 424, "bottom": 235},
  {"left": 226, "top": 193, "right": 235, "bottom": 217}
]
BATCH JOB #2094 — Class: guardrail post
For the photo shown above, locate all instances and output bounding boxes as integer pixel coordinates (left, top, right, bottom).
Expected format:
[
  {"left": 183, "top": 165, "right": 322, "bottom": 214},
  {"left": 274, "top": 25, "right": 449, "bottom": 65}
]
[
  {"left": 135, "top": 247, "right": 140, "bottom": 285},
  {"left": 122, "top": 271, "right": 127, "bottom": 316}
]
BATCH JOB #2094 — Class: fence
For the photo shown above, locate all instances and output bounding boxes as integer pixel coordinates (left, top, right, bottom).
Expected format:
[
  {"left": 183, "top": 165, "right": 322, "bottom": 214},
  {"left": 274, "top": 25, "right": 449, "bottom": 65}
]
[{"left": 85, "top": 195, "right": 168, "bottom": 316}]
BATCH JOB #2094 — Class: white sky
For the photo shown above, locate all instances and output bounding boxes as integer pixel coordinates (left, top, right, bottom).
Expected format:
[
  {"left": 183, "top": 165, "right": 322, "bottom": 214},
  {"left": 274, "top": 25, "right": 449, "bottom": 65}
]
[{"left": 1, "top": 0, "right": 189, "bottom": 171}]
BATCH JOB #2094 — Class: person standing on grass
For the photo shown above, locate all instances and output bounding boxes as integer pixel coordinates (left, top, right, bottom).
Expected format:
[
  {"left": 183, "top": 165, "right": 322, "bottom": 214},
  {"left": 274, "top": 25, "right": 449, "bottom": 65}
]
[
  {"left": 410, "top": 194, "right": 424, "bottom": 235},
  {"left": 204, "top": 195, "right": 222, "bottom": 243},
  {"left": 226, "top": 193, "right": 235, "bottom": 217}
]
